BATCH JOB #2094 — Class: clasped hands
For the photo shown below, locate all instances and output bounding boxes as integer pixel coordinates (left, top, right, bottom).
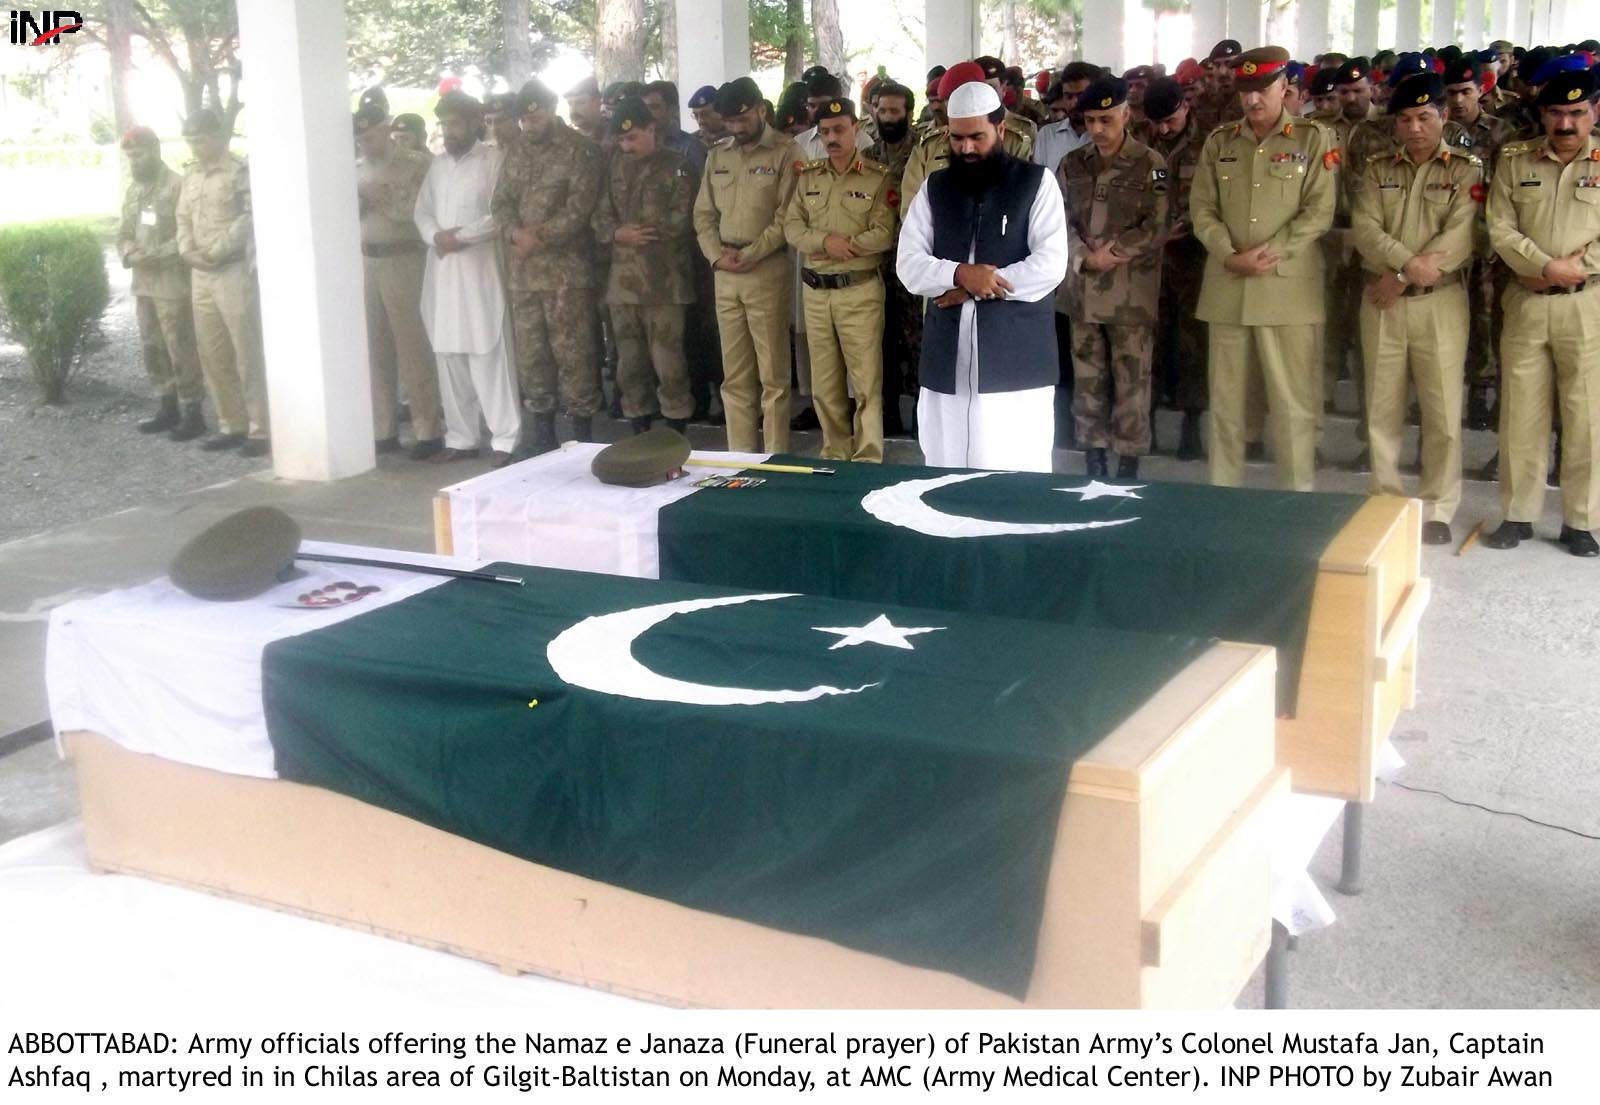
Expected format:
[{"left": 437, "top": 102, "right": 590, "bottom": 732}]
[
  {"left": 935, "top": 263, "right": 1013, "bottom": 308},
  {"left": 1223, "top": 242, "right": 1282, "bottom": 278},
  {"left": 1368, "top": 250, "right": 1447, "bottom": 308}
]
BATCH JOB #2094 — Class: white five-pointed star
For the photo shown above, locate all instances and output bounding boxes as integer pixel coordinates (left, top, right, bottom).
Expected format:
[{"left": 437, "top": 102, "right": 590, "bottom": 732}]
[
  {"left": 812, "top": 614, "right": 946, "bottom": 651},
  {"left": 1055, "top": 479, "right": 1145, "bottom": 501}
]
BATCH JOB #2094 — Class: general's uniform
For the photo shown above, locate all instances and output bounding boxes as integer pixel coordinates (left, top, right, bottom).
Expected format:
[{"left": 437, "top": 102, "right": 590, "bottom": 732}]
[
  {"left": 693, "top": 124, "right": 802, "bottom": 452},
  {"left": 1487, "top": 133, "right": 1600, "bottom": 533},
  {"left": 1191, "top": 111, "right": 1337, "bottom": 490},
  {"left": 492, "top": 118, "right": 604, "bottom": 417},
  {"left": 175, "top": 152, "right": 267, "bottom": 441},
  {"left": 1351, "top": 142, "right": 1481, "bottom": 523},
  {"left": 593, "top": 147, "right": 699, "bottom": 423},
  {"left": 358, "top": 144, "right": 442, "bottom": 443},
  {"left": 1059, "top": 138, "right": 1170, "bottom": 456},
  {"left": 900, "top": 123, "right": 1034, "bottom": 210},
  {"left": 783, "top": 153, "right": 897, "bottom": 461},
  {"left": 118, "top": 163, "right": 202, "bottom": 407}
]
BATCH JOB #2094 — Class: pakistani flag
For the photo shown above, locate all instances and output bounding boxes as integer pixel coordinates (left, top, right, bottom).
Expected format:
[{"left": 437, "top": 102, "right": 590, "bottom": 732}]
[
  {"left": 262, "top": 565, "right": 1209, "bottom": 997},
  {"left": 659, "top": 457, "right": 1366, "bottom": 710}
]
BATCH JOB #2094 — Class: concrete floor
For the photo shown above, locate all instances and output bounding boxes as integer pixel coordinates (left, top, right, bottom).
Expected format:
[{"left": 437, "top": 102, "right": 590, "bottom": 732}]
[{"left": 2, "top": 408, "right": 1597, "bottom": 1008}]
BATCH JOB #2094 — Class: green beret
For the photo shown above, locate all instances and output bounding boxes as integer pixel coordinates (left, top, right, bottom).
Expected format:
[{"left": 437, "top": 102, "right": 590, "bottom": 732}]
[
  {"left": 1078, "top": 77, "right": 1128, "bottom": 112},
  {"left": 714, "top": 77, "right": 762, "bottom": 117},
  {"left": 515, "top": 78, "right": 557, "bottom": 114},
  {"left": 610, "top": 97, "right": 655, "bottom": 135},
  {"left": 591, "top": 427, "right": 692, "bottom": 487},
  {"left": 169, "top": 506, "right": 300, "bottom": 601}
]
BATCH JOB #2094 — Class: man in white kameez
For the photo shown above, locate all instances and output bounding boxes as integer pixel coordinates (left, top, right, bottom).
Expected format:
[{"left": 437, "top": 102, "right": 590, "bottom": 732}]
[
  {"left": 414, "top": 90, "right": 522, "bottom": 467},
  {"left": 897, "top": 81, "right": 1070, "bottom": 472}
]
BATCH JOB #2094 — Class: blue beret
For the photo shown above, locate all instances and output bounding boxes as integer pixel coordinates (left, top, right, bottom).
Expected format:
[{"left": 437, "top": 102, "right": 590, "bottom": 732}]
[{"left": 687, "top": 84, "right": 718, "bottom": 109}]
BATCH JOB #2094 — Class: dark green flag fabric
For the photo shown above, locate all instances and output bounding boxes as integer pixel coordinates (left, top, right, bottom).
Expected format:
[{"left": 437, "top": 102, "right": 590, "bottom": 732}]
[
  {"left": 658, "top": 459, "right": 1365, "bottom": 712},
  {"left": 261, "top": 565, "right": 1208, "bottom": 998}
]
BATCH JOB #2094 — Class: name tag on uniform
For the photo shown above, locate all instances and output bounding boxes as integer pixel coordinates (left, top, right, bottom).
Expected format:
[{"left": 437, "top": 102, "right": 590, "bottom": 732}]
[
  {"left": 1518, "top": 180, "right": 1541, "bottom": 188},
  {"left": 1219, "top": 156, "right": 1238, "bottom": 163},
  {"left": 713, "top": 168, "right": 731, "bottom": 175},
  {"left": 1378, "top": 182, "right": 1401, "bottom": 189},
  {"left": 139, "top": 209, "right": 158, "bottom": 226},
  {"left": 804, "top": 190, "right": 822, "bottom": 196}
]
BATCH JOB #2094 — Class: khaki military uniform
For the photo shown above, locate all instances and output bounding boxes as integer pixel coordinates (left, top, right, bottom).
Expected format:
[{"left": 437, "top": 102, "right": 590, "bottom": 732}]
[
  {"left": 1459, "top": 111, "right": 1519, "bottom": 394},
  {"left": 782, "top": 155, "right": 897, "bottom": 462},
  {"left": 492, "top": 118, "right": 604, "bottom": 416},
  {"left": 176, "top": 152, "right": 267, "bottom": 440},
  {"left": 1487, "top": 135, "right": 1600, "bottom": 530},
  {"left": 900, "top": 123, "right": 1034, "bottom": 209},
  {"left": 118, "top": 163, "right": 202, "bottom": 406},
  {"left": 592, "top": 148, "right": 698, "bottom": 422},
  {"left": 1191, "top": 111, "right": 1337, "bottom": 490},
  {"left": 693, "top": 124, "right": 803, "bottom": 452},
  {"left": 358, "top": 144, "right": 441, "bottom": 442},
  {"left": 867, "top": 130, "right": 921, "bottom": 407},
  {"left": 1059, "top": 138, "right": 1170, "bottom": 455},
  {"left": 1352, "top": 143, "right": 1481, "bottom": 523},
  {"left": 1146, "top": 119, "right": 1209, "bottom": 415}
]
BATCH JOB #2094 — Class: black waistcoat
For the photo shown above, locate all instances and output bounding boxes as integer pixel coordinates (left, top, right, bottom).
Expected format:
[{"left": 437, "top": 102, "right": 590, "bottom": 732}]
[{"left": 917, "top": 153, "right": 1059, "bottom": 395}]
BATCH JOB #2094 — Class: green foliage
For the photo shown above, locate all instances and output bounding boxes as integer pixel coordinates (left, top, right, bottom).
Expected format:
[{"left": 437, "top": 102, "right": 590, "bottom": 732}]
[
  {"left": 750, "top": 0, "right": 809, "bottom": 66},
  {"left": 345, "top": 0, "right": 590, "bottom": 86},
  {"left": 0, "top": 223, "right": 110, "bottom": 404}
]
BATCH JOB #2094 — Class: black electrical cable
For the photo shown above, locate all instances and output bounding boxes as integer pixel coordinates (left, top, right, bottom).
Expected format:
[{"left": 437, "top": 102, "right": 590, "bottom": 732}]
[{"left": 1382, "top": 779, "right": 1600, "bottom": 842}]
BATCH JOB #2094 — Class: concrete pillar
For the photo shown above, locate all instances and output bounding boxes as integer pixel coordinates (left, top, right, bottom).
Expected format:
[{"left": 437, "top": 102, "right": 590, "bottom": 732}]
[
  {"left": 1431, "top": 0, "right": 1455, "bottom": 47},
  {"left": 1528, "top": 0, "right": 1549, "bottom": 43},
  {"left": 1394, "top": 0, "right": 1421, "bottom": 52},
  {"left": 1352, "top": 0, "right": 1380, "bottom": 56},
  {"left": 1192, "top": 0, "right": 1228, "bottom": 59},
  {"left": 1298, "top": 0, "right": 1331, "bottom": 62},
  {"left": 1550, "top": 0, "right": 1571, "bottom": 41},
  {"left": 234, "top": 0, "right": 371, "bottom": 480},
  {"left": 1463, "top": 0, "right": 1486, "bottom": 49},
  {"left": 1082, "top": 3, "right": 1122, "bottom": 73},
  {"left": 675, "top": 0, "right": 749, "bottom": 131},
  {"left": 925, "top": 0, "right": 980, "bottom": 72},
  {"left": 1226, "top": 0, "right": 1259, "bottom": 46},
  {"left": 1489, "top": 0, "right": 1513, "bottom": 42}
]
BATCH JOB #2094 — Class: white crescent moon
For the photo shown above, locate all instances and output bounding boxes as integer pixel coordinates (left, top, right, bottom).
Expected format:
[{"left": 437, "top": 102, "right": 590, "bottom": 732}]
[
  {"left": 547, "top": 592, "right": 877, "bottom": 706},
  {"left": 860, "top": 472, "right": 1137, "bottom": 538}
]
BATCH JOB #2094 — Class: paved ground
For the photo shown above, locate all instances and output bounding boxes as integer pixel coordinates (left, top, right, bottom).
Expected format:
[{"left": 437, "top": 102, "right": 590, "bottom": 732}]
[{"left": 2, "top": 405, "right": 1596, "bottom": 1009}]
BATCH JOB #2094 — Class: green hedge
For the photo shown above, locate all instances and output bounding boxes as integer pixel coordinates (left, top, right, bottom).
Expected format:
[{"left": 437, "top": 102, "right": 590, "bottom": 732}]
[{"left": 0, "top": 222, "right": 109, "bottom": 403}]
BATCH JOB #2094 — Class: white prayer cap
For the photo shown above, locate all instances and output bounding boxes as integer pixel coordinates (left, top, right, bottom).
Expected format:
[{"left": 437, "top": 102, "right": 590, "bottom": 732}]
[{"left": 947, "top": 81, "right": 1001, "bottom": 120}]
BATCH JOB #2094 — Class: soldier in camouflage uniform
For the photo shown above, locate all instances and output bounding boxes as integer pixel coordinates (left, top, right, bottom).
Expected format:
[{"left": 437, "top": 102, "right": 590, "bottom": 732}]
[
  {"left": 492, "top": 78, "right": 604, "bottom": 453},
  {"left": 1060, "top": 77, "right": 1170, "bottom": 480},
  {"left": 867, "top": 81, "right": 920, "bottom": 432},
  {"left": 1191, "top": 40, "right": 1244, "bottom": 134},
  {"left": 591, "top": 100, "right": 698, "bottom": 434},
  {"left": 1324, "top": 58, "right": 1383, "bottom": 428},
  {"left": 902, "top": 62, "right": 1034, "bottom": 208}
]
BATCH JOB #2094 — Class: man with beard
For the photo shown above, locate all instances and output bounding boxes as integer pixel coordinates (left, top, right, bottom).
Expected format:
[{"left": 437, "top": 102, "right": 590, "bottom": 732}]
[
  {"left": 414, "top": 90, "right": 522, "bottom": 466},
  {"left": 1193, "top": 39, "right": 1244, "bottom": 132},
  {"left": 565, "top": 77, "right": 607, "bottom": 147},
  {"left": 896, "top": 79, "right": 1069, "bottom": 471},
  {"left": 1483, "top": 69, "right": 1600, "bottom": 557},
  {"left": 1191, "top": 46, "right": 1336, "bottom": 491},
  {"left": 117, "top": 125, "right": 205, "bottom": 441},
  {"left": 868, "top": 81, "right": 920, "bottom": 435}
]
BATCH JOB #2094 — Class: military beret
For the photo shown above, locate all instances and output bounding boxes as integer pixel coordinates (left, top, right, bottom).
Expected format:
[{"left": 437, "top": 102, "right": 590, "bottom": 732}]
[
  {"left": 926, "top": 65, "right": 948, "bottom": 83},
  {"left": 1208, "top": 39, "right": 1242, "bottom": 62},
  {"left": 434, "top": 89, "right": 483, "bottom": 119},
  {"left": 1320, "top": 52, "right": 1349, "bottom": 67},
  {"left": 687, "top": 84, "right": 718, "bottom": 109},
  {"left": 1489, "top": 39, "right": 1514, "bottom": 54},
  {"left": 591, "top": 427, "right": 693, "bottom": 487},
  {"left": 974, "top": 55, "right": 1006, "bottom": 80},
  {"left": 1077, "top": 77, "right": 1128, "bottom": 113},
  {"left": 1389, "top": 73, "right": 1445, "bottom": 113},
  {"left": 1533, "top": 53, "right": 1590, "bottom": 87},
  {"left": 515, "top": 78, "right": 557, "bottom": 114},
  {"left": 801, "top": 65, "right": 831, "bottom": 83},
  {"left": 806, "top": 71, "right": 844, "bottom": 98},
  {"left": 937, "top": 60, "right": 988, "bottom": 101},
  {"left": 170, "top": 506, "right": 300, "bottom": 601},
  {"left": 1234, "top": 46, "right": 1292, "bottom": 91},
  {"left": 812, "top": 96, "right": 857, "bottom": 123},
  {"left": 714, "top": 76, "right": 762, "bottom": 117},
  {"left": 1388, "top": 53, "right": 1433, "bottom": 86},
  {"left": 1309, "top": 68, "right": 1339, "bottom": 96},
  {"left": 120, "top": 124, "right": 159, "bottom": 149},
  {"left": 1579, "top": 40, "right": 1600, "bottom": 54},
  {"left": 1442, "top": 57, "right": 1481, "bottom": 85},
  {"left": 610, "top": 98, "right": 655, "bottom": 135},
  {"left": 1518, "top": 48, "right": 1554, "bottom": 84},
  {"left": 1372, "top": 50, "right": 1398, "bottom": 69},
  {"left": 610, "top": 80, "right": 647, "bottom": 103},
  {"left": 1438, "top": 45, "right": 1464, "bottom": 65},
  {"left": 391, "top": 113, "right": 426, "bottom": 142},
  {"left": 1537, "top": 68, "right": 1598, "bottom": 107},
  {"left": 1122, "top": 66, "right": 1154, "bottom": 83},
  {"left": 1174, "top": 58, "right": 1206, "bottom": 85},
  {"left": 352, "top": 103, "right": 387, "bottom": 133},
  {"left": 1335, "top": 57, "right": 1373, "bottom": 85},
  {"left": 1142, "top": 77, "right": 1184, "bottom": 122},
  {"left": 1060, "top": 61, "right": 1104, "bottom": 85},
  {"left": 182, "top": 108, "right": 223, "bottom": 136},
  {"left": 1285, "top": 61, "right": 1307, "bottom": 86},
  {"left": 358, "top": 86, "right": 389, "bottom": 117}
]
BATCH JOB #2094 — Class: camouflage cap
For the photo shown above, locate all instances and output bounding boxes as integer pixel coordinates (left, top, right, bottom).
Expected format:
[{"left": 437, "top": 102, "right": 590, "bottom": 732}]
[
  {"left": 169, "top": 506, "right": 301, "bottom": 601},
  {"left": 1389, "top": 73, "right": 1445, "bottom": 113},
  {"left": 591, "top": 427, "right": 693, "bottom": 487}
]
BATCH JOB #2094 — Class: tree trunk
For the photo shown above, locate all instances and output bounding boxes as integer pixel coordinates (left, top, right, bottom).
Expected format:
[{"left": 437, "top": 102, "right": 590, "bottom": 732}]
[
  {"left": 596, "top": 0, "right": 646, "bottom": 84},
  {"left": 502, "top": 0, "right": 534, "bottom": 86},
  {"left": 1002, "top": 0, "right": 1017, "bottom": 66},
  {"left": 784, "top": 0, "right": 804, "bottom": 84},
  {"left": 811, "top": 0, "right": 845, "bottom": 77},
  {"left": 105, "top": 0, "right": 134, "bottom": 135},
  {"left": 1055, "top": 9, "right": 1075, "bottom": 65},
  {"left": 659, "top": 0, "right": 678, "bottom": 83}
]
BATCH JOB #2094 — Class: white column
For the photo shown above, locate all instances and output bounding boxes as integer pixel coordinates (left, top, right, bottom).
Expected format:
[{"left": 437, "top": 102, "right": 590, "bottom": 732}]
[
  {"left": 1352, "top": 0, "right": 1380, "bottom": 56},
  {"left": 1298, "top": 0, "right": 1331, "bottom": 62},
  {"left": 1431, "top": 0, "right": 1455, "bottom": 47},
  {"left": 925, "top": 0, "right": 980, "bottom": 72},
  {"left": 1394, "top": 0, "right": 1421, "bottom": 52},
  {"left": 1489, "top": 0, "right": 1513, "bottom": 42},
  {"left": 1463, "top": 0, "right": 1486, "bottom": 49},
  {"left": 1226, "top": 0, "right": 1259, "bottom": 46},
  {"left": 675, "top": 0, "right": 749, "bottom": 131},
  {"left": 1082, "top": 4, "right": 1124, "bottom": 73},
  {"left": 234, "top": 0, "right": 370, "bottom": 480},
  {"left": 1550, "top": 0, "right": 1571, "bottom": 41},
  {"left": 1527, "top": 0, "right": 1549, "bottom": 42},
  {"left": 1191, "top": 0, "right": 1228, "bottom": 60}
]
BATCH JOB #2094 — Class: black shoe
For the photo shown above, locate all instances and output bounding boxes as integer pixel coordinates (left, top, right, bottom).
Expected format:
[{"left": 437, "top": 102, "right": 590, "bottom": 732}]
[
  {"left": 690, "top": 402, "right": 712, "bottom": 423},
  {"left": 523, "top": 412, "right": 557, "bottom": 457},
  {"left": 1422, "top": 521, "right": 1452, "bottom": 546},
  {"left": 665, "top": 418, "right": 688, "bottom": 434},
  {"left": 428, "top": 447, "right": 480, "bottom": 463},
  {"left": 1560, "top": 526, "right": 1599, "bottom": 557},
  {"left": 168, "top": 402, "right": 205, "bottom": 442},
  {"left": 408, "top": 437, "right": 442, "bottom": 461},
  {"left": 238, "top": 438, "right": 270, "bottom": 458},
  {"left": 1054, "top": 420, "right": 1076, "bottom": 450},
  {"left": 1244, "top": 441, "right": 1266, "bottom": 462},
  {"left": 790, "top": 405, "right": 821, "bottom": 431},
  {"left": 1116, "top": 455, "right": 1140, "bottom": 480},
  {"left": 375, "top": 436, "right": 401, "bottom": 454},
  {"left": 607, "top": 393, "right": 623, "bottom": 420},
  {"left": 1342, "top": 447, "right": 1371, "bottom": 474},
  {"left": 630, "top": 416, "right": 653, "bottom": 435},
  {"left": 199, "top": 432, "right": 245, "bottom": 451},
  {"left": 1176, "top": 410, "right": 1203, "bottom": 461},
  {"left": 1476, "top": 450, "right": 1499, "bottom": 482},
  {"left": 1084, "top": 447, "right": 1109, "bottom": 479},
  {"left": 489, "top": 450, "right": 514, "bottom": 469},
  {"left": 138, "top": 395, "right": 179, "bottom": 434},
  {"left": 1483, "top": 521, "right": 1533, "bottom": 550},
  {"left": 570, "top": 415, "right": 595, "bottom": 443}
]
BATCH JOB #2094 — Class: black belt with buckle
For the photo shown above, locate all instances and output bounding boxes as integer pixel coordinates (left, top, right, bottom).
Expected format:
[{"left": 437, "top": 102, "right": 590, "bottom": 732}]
[
  {"left": 801, "top": 269, "right": 867, "bottom": 290},
  {"left": 1532, "top": 280, "right": 1588, "bottom": 295}
]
